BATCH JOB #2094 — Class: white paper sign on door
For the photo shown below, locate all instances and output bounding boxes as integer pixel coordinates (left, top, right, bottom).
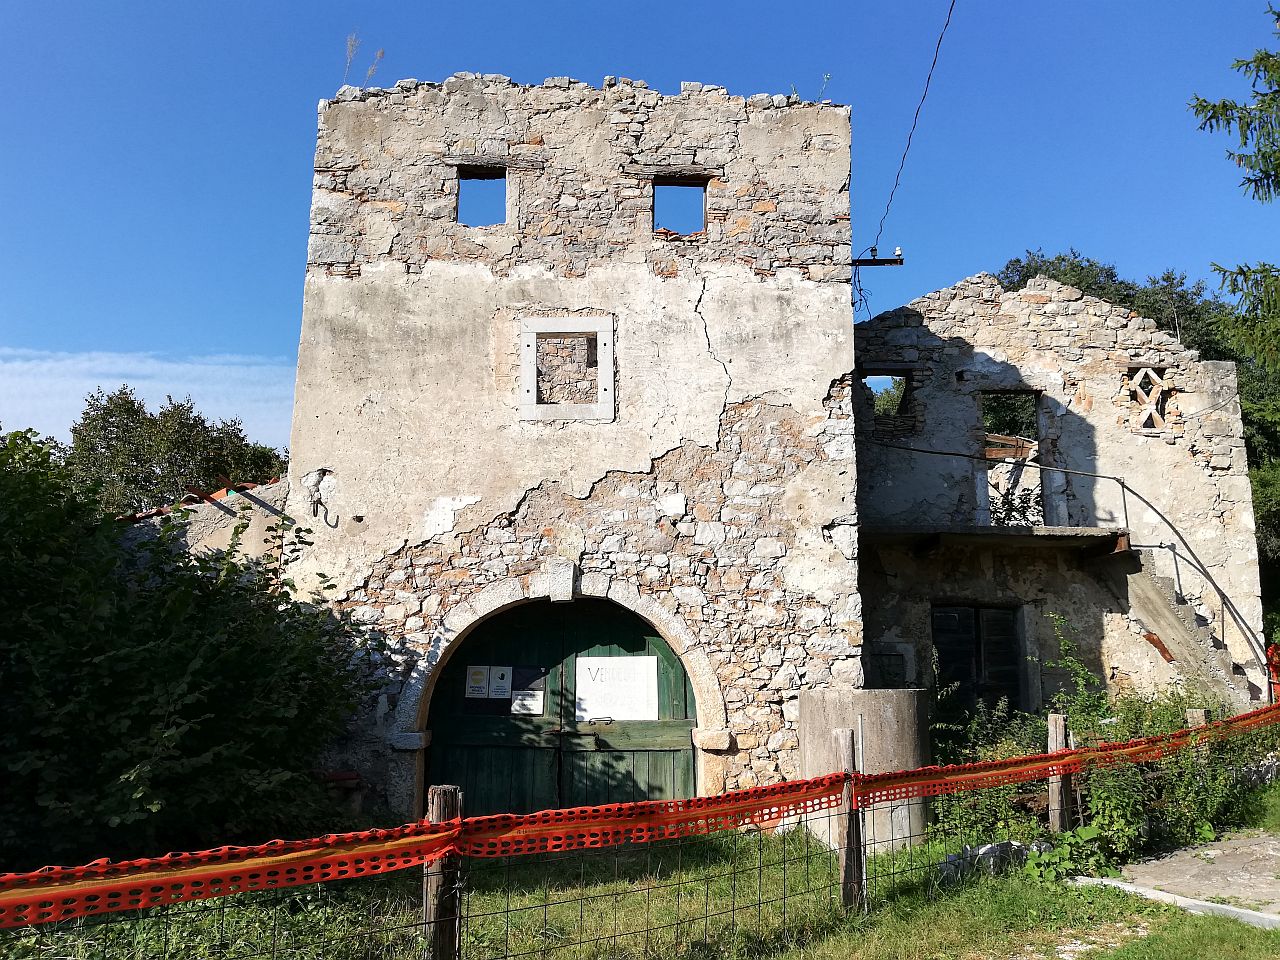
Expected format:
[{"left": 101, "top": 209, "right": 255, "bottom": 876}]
[
  {"left": 488, "top": 666, "right": 512, "bottom": 699},
  {"left": 574, "top": 656, "right": 659, "bottom": 721},
  {"left": 511, "top": 689, "right": 544, "bottom": 715},
  {"left": 465, "top": 666, "right": 490, "bottom": 698}
]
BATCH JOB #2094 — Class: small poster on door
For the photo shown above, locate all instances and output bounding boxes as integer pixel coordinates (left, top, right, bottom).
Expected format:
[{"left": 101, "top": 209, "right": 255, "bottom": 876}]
[
  {"left": 510, "top": 666, "right": 548, "bottom": 716},
  {"left": 488, "top": 666, "right": 513, "bottom": 699},
  {"left": 465, "top": 666, "right": 490, "bottom": 698},
  {"left": 511, "top": 689, "right": 544, "bottom": 714},
  {"left": 575, "top": 656, "right": 659, "bottom": 721}
]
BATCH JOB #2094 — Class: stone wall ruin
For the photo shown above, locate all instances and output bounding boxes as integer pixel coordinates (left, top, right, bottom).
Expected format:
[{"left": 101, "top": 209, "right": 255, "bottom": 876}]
[
  {"left": 855, "top": 274, "right": 1266, "bottom": 703},
  {"left": 287, "top": 74, "right": 859, "bottom": 814},
  {"left": 193, "top": 73, "right": 1272, "bottom": 815}
]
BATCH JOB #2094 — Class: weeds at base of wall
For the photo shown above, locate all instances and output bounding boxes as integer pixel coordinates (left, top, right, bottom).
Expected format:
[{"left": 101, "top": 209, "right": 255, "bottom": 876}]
[{"left": 929, "top": 612, "right": 1273, "bottom": 877}]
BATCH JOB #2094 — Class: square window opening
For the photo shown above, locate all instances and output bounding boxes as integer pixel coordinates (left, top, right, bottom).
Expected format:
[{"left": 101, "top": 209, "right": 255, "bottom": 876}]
[
  {"left": 536, "top": 334, "right": 599, "bottom": 405},
  {"left": 863, "top": 373, "right": 917, "bottom": 437},
  {"left": 869, "top": 375, "right": 908, "bottom": 416},
  {"left": 519, "top": 316, "right": 614, "bottom": 422},
  {"left": 653, "top": 178, "right": 707, "bottom": 235},
  {"left": 457, "top": 165, "right": 506, "bottom": 227},
  {"left": 980, "top": 391, "right": 1040, "bottom": 443}
]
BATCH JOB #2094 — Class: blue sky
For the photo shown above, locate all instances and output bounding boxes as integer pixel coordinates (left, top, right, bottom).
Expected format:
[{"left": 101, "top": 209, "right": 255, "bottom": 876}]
[{"left": 1, "top": 0, "right": 1276, "bottom": 448}]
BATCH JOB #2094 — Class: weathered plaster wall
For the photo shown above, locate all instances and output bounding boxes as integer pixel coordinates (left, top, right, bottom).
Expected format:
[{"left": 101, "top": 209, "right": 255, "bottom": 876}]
[
  {"left": 287, "top": 75, "right": 858, "bottom": 811},
  {"left": 856, "top": 274, "right": 1264, "bottom": 693}
]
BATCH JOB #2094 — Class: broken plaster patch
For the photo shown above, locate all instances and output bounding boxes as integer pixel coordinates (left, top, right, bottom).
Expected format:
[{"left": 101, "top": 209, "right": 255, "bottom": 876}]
[{"left": 421, "top": 496, "right": 483, "bottom": 539}]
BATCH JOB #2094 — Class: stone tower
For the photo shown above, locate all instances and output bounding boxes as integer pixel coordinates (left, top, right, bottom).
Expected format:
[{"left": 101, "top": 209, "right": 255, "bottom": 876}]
[{"left": 288, "top": 74, "right": 860, "bottom": 814}]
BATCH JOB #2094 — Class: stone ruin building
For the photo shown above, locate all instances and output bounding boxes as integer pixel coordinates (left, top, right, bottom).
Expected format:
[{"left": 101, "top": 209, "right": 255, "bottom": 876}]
[
  {"left": 177, "top": 73, "right": 1266, "bottom": 818},
  {"left": 856, "top": 276, "right": 1265, "bottom": 713}
]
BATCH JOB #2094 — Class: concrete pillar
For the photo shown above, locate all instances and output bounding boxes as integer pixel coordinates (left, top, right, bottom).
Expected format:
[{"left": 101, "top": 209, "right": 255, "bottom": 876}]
[{"left": 799, "top": 688, "right": 930, "bottom": 852}]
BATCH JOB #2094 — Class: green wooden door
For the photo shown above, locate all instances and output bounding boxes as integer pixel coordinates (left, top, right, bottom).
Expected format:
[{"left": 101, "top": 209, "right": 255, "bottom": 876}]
[{"left": 427, "top": 599, "right": 696, "bottom": 815}]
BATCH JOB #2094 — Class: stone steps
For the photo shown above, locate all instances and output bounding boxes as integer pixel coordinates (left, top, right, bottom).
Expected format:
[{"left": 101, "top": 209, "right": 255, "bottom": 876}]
[{"left": 1136, "top": 553, "right": 1244, "bottom": 701}]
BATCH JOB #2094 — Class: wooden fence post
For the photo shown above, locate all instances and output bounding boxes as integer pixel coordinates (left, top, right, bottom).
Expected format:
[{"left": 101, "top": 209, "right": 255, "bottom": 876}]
[
  {"left": 833, "top": 728, "right": 865, "bottom": 912},
  {"left": 1048, "top": 713, "right": 1072, "bottom": 833},
  {"left": 423, "top": 785, "right": 462, "bottom": 960},
  {"left": 1186, "top": 709, "right": 1210, "bottom": 761}
]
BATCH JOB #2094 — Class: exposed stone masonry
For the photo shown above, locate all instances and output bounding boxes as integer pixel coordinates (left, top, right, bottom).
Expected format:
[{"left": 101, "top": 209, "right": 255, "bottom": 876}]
[
  {"left": 536, "top": 335, "right": 597, "bottom": 404},
  {"left": 290, "top": 71, "right": 854, "bottom": 814},
  {"left": 339, "top": 384, "right": 862, "bottom": 794},
  {"left": 856, "top": 274, "right": 1264, "bottom": 694},
  {"left": 308, "top": 74, "right": 852, "bottom": 283}
]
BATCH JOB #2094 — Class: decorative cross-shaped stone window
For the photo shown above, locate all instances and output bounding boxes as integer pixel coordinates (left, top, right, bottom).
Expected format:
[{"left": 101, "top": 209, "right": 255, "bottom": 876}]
[
  {"left": 519, "top": 316, "right": 615, "bottom": 421},
  {"left": 1128, "top": 367, "right": 1170, "bottom": 431}
]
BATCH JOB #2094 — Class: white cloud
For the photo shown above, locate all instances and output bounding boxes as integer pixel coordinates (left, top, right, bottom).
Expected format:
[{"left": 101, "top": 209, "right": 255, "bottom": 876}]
[{"left": 0, "top": 347, "right": 296, "bottom": 449}]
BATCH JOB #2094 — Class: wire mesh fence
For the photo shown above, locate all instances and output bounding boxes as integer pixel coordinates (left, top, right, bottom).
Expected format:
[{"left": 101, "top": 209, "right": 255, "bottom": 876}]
[
  {"left": 0, "top": 815, "right": 845, "bottom": 960},
  {"left": 457, "top": 819, "right": 843, "bottom": 960},
  {"left": 3, "top": 708, "right": 1279, "bottom": 960}
]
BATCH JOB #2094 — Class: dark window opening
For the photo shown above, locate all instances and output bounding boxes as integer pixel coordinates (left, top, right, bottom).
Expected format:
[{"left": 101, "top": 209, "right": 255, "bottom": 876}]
[
  {"left": 653, "top": 178, "right": 707, "bottom": 235},
  {"left": 931, "top": 605, "right": 1023, "bottom": 710},
  {"left": 457, "top": 165, "right": 506, "bottom": 226}
]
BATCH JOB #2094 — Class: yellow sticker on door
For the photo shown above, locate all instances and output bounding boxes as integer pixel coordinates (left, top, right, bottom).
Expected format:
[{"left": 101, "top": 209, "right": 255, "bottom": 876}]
[{"left": 465, "top": 666, "right": 490, "bottom": 698}]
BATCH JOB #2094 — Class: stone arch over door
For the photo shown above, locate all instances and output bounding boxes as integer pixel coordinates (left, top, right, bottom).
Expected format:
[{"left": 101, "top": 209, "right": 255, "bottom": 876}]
[{"left": 388, "top": 566, "right": 730, "bottom": 816}]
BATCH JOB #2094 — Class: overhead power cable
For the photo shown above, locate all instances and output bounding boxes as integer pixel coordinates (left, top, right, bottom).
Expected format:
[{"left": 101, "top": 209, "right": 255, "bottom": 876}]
[
  {"left": 872, "top": 0, "right": 957, "bottom": 252},
  {"left": 854, "top": 0, "right": 959, "bottom": 320}
]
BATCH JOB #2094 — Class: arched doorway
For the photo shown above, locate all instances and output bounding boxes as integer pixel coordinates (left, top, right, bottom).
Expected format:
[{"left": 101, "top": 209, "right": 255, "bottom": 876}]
[{"left": 426, "top": 598, "right": 697, "bottom": 815}]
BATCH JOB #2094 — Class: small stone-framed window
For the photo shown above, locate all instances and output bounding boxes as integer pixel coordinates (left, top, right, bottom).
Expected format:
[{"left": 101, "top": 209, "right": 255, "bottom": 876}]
[
  {"left": 1127, "top": 367, "right": 1170, "bottom": 431},
  {"left": 456, "top": 164, "right": 507, "bottom": 226},
  {"left": 519, "top": 317, "right": 615, "bottom": 421}
]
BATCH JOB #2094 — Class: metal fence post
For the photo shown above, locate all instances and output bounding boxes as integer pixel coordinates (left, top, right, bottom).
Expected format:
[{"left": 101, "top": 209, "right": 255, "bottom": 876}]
[
  {"left": 833, "top": 728, "right": 865, "bottom": 911},
  {"left": 1048, "top": 714, "right": 1072, "bottom": 832},
  {"left": 423, "top": 785, "right": 463, "bottom": 960}
]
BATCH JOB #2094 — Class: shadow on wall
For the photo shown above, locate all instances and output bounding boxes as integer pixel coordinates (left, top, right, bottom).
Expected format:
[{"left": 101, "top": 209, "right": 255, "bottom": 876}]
[
  {"left": 852, "top": 306, "right": 1131, "bottom": 707},
  {"left": 854, "top": 306, "right": 1106, "bottom": 529}
]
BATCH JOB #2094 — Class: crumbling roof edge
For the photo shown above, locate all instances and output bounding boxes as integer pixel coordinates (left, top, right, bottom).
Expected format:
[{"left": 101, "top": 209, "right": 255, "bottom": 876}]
[
  {"left": 324, "top": 73, "right": 850, "bottom": 113},
  {"left": 115, "top": 479, "right": 282, "bottom": 524}
]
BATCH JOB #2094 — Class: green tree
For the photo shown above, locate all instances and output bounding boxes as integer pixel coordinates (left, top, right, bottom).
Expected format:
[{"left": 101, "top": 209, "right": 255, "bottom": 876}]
[
  {"left": 872, "top": 376, "right": 906, "bottom": 416},
  {"left": 1190, "top": 5, "right": 1280, "bottom": 369},
  {"left": 996, "top": 249, "right": 1280, "bottom": 642},
  {"left": 63, "top": 385, "right": 287, "bottom": 515},
  {"left": 0, "top": 429, "right": 372, "bottom": 870}
]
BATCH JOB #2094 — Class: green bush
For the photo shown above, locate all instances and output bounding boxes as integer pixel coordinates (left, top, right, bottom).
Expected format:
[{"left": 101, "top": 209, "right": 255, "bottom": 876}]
[
  {"left": 927, "top": 613, "right": 1274, "bottom": 871},
  {"left": 0, "top": 430, "right": 378, "bottom": 870},
  {"left": 1024, "top": 824, "right": 1116, "bottom": 881}
]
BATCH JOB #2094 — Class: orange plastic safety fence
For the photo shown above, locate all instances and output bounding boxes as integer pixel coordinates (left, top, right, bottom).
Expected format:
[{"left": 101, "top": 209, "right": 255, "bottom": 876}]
[
  {"left": 4, "top": 701, "right": 1279, "bottom": 932},
  {"left": 0, "top": 773, "right": 845, "bottom": 930},
  {"left": 852, "top": 701, "right": 1280, "bottom": 807},
  {"left": 0, "top": 820, "right": 461, "bottom": 931},
  {"left": 458, "top": 772, "right": 847, "bottom": 858}
]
